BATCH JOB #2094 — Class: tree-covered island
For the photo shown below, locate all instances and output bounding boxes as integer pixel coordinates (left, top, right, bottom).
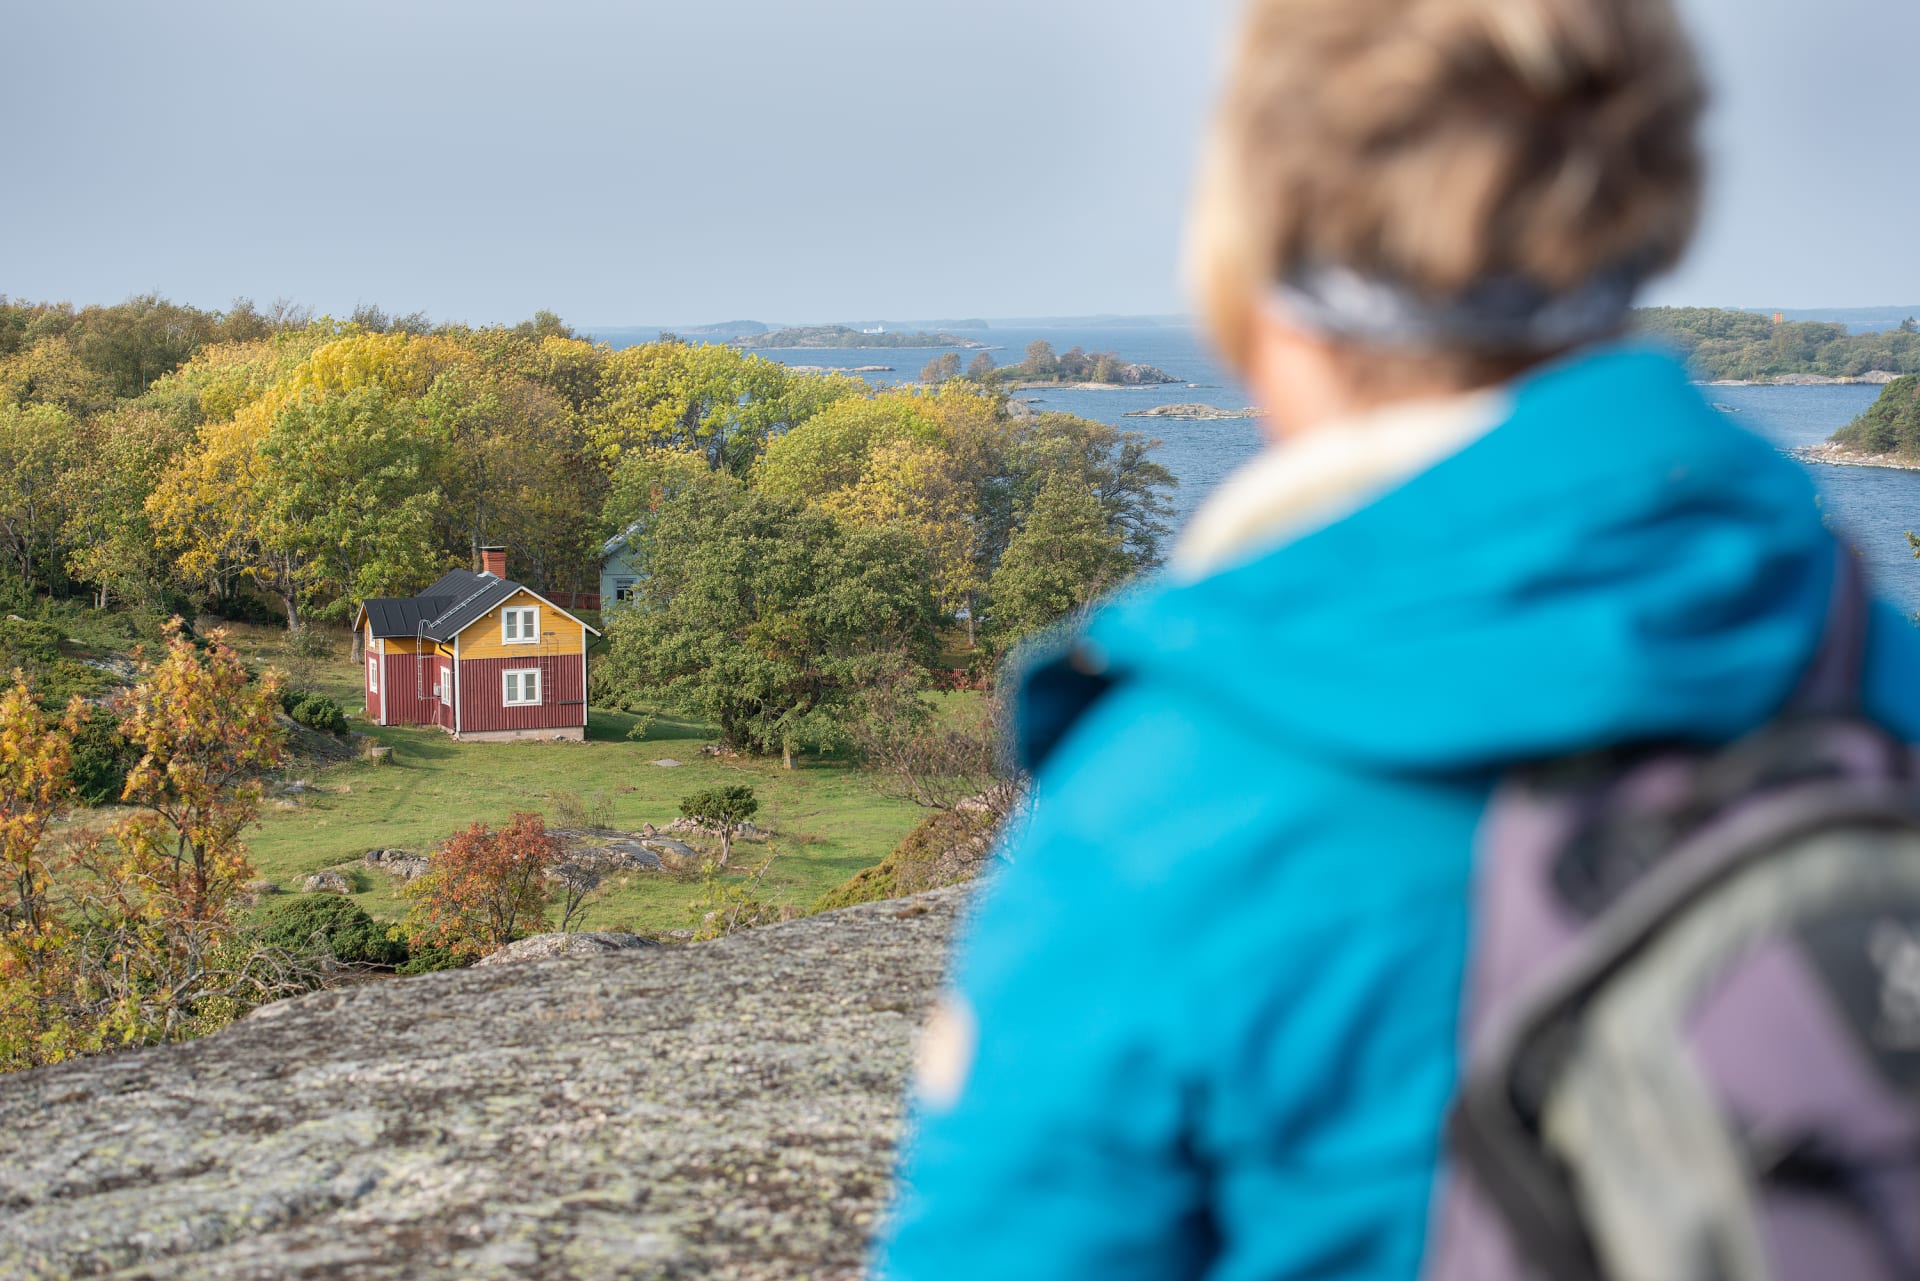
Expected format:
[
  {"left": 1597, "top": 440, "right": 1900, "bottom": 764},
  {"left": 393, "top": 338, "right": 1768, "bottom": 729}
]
[
  {"left": 1818, "top": 375, "right": 1920, "bottom": 462},
  {"left": 732, "top": 325, "right": 985, "bottom": 350},
  {"left": 928, "top": 340, "right": 1177, "bottom": 388},
  {"left": 1636, "top": 307, "right": 1920, "bottom": 384}
]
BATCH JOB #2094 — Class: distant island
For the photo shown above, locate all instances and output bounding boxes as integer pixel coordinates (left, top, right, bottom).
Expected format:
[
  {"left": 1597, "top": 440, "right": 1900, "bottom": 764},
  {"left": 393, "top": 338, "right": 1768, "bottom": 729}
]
[
  {"left": 733, "top": 325, "right": 985, "bottom": 350},
  {"left": 1635, "top": 307, "right": 1920, "bottom": 383},
  {"left": 1124, "top": 403, "right": 1264, "bottom": 421},
  {"left": 1814, "top": 374, "right": 1920, "bottom": 465},
  {"left": 944, "top": 340, "right": 1176, "bottom": 388}
]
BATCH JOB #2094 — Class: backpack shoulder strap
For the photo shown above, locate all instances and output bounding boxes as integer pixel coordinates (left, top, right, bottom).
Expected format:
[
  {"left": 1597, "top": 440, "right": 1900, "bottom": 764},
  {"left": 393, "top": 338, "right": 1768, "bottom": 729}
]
[{"left": 1786, "top": 544, "right": 1869, "bottom": 718}]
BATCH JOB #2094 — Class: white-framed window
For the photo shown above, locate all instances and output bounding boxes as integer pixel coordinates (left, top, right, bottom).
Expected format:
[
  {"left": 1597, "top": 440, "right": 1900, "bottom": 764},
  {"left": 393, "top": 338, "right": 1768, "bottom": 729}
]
[
  {"left": 503, "top": 668, "right": 542, "bottom": 707},
  {"left": 437, "top": 672, "right": 451, "bottom": 706},
  {"left": 614, "top": 578, "right": 637, "bottom": 603},
  {"left": 502, "top": 605, "right": 539, "bottom": 644},
  {"left": 368, "top": 654, "right": 379, "bottom": 693}
]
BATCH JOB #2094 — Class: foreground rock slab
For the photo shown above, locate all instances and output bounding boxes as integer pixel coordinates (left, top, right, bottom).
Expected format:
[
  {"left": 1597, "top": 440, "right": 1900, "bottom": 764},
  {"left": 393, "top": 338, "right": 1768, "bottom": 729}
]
[{"left": 0, "top": 890, "right": 966, "bottom": 1281}]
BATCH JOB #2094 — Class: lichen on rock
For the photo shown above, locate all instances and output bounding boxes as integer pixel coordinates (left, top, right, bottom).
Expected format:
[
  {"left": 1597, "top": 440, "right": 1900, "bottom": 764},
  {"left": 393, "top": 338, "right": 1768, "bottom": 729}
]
[
  {"left": 0, "top": 889, "right": 967, "bottom": 1280},
  {"left": 473, "top": 931, "right": 659, "bottom": 966}
]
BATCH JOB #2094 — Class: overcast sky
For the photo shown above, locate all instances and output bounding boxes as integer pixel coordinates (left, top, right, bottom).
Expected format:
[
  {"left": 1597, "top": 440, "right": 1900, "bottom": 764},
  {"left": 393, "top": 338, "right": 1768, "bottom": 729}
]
[{"left": 3, "top": 0, "right": 1914, "bottom": 327}]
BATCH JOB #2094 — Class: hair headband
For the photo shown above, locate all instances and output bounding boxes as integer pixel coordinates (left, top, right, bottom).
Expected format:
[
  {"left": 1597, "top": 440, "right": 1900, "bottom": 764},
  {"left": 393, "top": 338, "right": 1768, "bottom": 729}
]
[{"left": 1272, "top": 261, "right": 1642, "bottom": 352}]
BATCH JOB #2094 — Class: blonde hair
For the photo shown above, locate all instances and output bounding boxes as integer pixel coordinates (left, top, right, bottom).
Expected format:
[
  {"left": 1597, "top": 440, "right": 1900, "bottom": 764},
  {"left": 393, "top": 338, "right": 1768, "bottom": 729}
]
[{"left": 1190, "top": 0, "right": 1705, "bottom": 377}]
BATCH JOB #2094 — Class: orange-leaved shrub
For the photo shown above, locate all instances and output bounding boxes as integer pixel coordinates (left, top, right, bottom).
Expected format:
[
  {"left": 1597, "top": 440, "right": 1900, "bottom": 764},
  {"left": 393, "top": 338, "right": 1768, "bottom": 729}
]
[{"left": 398, "top": 812, "right": 558, "bottom": 961}]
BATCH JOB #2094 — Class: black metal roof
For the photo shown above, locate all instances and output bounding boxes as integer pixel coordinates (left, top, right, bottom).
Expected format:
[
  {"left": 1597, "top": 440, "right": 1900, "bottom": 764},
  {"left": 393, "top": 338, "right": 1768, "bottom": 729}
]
[
  {"left": 360, "top": 596, "right": 454, "bottom": 639},
  {"left": 361, "top": 568, "right": 599, "bottom": 641},
  {"left": 421, "top": 575, "right": 521, "bottom": 641}
]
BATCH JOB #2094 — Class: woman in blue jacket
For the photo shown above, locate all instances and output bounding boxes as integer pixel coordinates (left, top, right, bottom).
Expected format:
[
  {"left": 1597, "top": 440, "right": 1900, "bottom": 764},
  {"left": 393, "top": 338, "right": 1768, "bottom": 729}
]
[{"left": 879, "top": 0, "right": 1920, "bottom": 1278}]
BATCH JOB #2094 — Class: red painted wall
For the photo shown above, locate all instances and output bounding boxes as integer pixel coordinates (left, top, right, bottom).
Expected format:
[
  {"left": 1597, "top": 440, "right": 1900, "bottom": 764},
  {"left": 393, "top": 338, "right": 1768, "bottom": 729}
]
[
  {"left": 380, "top": 652, "right": 449, "bottom": 728},
  {"left": 456, "top": 654, "right": 588, "bottom": 734}
]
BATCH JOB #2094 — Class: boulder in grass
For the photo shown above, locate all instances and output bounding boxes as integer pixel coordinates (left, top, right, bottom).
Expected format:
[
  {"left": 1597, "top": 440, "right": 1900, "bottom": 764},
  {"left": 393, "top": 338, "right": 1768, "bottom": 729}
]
[
  {"left": 301, "top": 870, "right": 353, "bottom": 896},
  {"left": 363, "top": 849, "right": 430, "bottom": 882}
]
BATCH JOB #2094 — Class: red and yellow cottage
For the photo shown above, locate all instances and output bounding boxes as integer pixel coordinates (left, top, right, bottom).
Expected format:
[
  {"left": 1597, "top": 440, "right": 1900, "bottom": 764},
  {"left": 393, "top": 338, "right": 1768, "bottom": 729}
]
[{"left": 353, "top": 548, "right": 599, "bottom": 742}]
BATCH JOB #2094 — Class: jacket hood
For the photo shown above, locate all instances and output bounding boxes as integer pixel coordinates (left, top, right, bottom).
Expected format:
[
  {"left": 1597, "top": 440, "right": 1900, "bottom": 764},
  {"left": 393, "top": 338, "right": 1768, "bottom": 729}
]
[{"left": 1021, "top": 347, "right": 1839, "bottom": 775}]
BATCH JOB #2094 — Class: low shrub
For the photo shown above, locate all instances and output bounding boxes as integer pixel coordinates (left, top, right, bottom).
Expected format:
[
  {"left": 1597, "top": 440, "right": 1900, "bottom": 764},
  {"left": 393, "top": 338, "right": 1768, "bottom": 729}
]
[
  {"left": 281, "top": 689, "right": 348, "bottom": 735},
  {"left": 253, "top": 894, "right": 407, "bottom": 968},
  {"left": 69, "top": 715, "right": 138, "bottom": 806},
  {"left": 397, "top": 944, "right": 471, "bottom": 975},
  {"left": 0, "top": 616, "right": 63, "bottom": 663},
  {"left": 286, "top": 627, "right": 333, "bottom": 661},
  {"left": 36, "top": 658, "right": 112, "bottom": 709}
]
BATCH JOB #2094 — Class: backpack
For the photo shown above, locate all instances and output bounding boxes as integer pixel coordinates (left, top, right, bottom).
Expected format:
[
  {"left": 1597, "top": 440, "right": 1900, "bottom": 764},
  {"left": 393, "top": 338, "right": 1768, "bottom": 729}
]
[{"left": 1428, "top": 554, "right": 1920, "bottom": 1281}]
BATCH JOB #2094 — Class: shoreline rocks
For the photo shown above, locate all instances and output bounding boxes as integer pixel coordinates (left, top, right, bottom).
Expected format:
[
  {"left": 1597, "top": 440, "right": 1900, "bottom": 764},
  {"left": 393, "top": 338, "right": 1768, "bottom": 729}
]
[
  {"left": 1700, "top": 370, "right": 1903, "bottom": 387},
  {"left": 1789, "top": 442, "right": 1920, "bottom": 472},
  {"left": 1124, "top": 402, "right": 1265, "bottom": 421}
]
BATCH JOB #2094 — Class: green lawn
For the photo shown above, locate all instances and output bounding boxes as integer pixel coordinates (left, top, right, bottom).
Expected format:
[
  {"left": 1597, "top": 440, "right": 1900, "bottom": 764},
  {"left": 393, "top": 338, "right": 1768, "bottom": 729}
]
[{"left": 217, "top": 623, "right": 928, "bottom": 936}]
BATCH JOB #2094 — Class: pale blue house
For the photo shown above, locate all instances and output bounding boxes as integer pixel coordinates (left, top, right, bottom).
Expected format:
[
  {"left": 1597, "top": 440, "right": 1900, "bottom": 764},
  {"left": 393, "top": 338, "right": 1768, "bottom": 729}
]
[{"left": 598, "top": 522, "right": 645, "bottom": 614}]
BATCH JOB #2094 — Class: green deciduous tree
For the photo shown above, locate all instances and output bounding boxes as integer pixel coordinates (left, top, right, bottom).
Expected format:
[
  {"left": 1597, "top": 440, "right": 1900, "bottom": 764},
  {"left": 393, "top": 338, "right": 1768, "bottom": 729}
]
[
  {"left": 604, "top": 487, "right": 939, "bottom": 767},
  {"left": 587, "top": 341, "right": 858, "bottom": 475},
  {"left": 988, "top": 474, "right": 1135, "bottom": 640}
]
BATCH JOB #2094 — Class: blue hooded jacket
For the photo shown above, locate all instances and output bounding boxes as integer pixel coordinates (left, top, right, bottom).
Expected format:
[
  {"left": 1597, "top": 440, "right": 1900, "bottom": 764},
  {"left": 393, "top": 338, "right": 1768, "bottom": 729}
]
[{"left": 878, "top": 348, "right": 1920, "bottom": 1281}]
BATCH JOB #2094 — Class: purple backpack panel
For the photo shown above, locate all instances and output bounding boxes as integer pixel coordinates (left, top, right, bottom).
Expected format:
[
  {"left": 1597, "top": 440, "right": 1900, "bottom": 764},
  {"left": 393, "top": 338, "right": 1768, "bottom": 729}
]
[{"left": 1428, "top": 557, "right": 1920, "bottom": 1281}]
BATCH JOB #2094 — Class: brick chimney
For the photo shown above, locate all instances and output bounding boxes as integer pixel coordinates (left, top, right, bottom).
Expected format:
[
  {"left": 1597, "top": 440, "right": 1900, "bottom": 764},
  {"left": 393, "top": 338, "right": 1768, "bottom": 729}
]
[{"left": 478, "top": 546, "right": 507, "bottom": 579}]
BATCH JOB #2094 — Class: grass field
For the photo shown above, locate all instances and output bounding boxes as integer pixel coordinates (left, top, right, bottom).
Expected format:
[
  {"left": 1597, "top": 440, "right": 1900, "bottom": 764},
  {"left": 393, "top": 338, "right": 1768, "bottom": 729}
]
[{"left": 214, "top": 622, "right": 930, "bottom": 936}]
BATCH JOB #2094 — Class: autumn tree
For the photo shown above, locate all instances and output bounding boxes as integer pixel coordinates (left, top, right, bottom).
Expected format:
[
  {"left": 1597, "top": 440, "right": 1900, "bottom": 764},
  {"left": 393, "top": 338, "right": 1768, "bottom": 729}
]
[
  {"left": 853, "top": 662, "right": 1017, "bottom": 816},
  {"left": 113, "top": 624, "right": 287, "bottom": 923},
  {"left": 1, "top": 628, "right": 296, "bottom": 1070},
  {"left": 1024, "top": 339, "right": 1059, "bottom": 377},
  {"left": 62, "top": 405, "right": 194, "bottom": 608},
  {"left": 825, "top": 439, "right": 985, "bottom": 643},
  {"left": 920, "top": 352, "right": 963, "bottom": 383},
  {"left": 753, "top": 395, "right": 937, "bottom": 502},
  {"left": 0, "top": 401, "right": 82, "bottom": 596},
  {"left": 679, "top": 785, "right": 759, "bottom": 867},
  {"left": 966, "top": 351, "right": 997, "bottom": 381},
  {"left": 0, "top": 680, "right": 78, "bottom": 934},
  {"left": 399, "top": 812, "right": 558, "bottom": 959},
  {"left": 587, "top": 341, "right": 858, "bottom": 475}
]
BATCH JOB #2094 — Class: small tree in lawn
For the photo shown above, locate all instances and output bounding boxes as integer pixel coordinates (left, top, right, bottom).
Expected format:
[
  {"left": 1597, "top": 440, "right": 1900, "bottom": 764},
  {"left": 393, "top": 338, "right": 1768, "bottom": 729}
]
[
  {"left": 679, "top": 785, "right": 759, "bottom": 868},
  {"left": 400, "top": 812, "right": 557, "bottom": 960},
  {"left": 115, "top": 624, "right": 286, "bottom": 925}
]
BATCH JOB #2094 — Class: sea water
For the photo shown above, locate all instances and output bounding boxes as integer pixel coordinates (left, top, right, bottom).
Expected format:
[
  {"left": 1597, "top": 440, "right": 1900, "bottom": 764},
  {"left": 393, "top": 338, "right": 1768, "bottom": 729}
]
[{"left": 610, "top": 325, "right": 1920, "bottom": 613}]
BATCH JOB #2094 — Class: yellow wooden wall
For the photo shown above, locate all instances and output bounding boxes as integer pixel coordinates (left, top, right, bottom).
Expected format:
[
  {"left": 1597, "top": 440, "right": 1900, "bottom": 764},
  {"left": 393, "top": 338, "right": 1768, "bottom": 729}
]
[{"left": 456, "top": 590, "right": 587, "bottom": 660}]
